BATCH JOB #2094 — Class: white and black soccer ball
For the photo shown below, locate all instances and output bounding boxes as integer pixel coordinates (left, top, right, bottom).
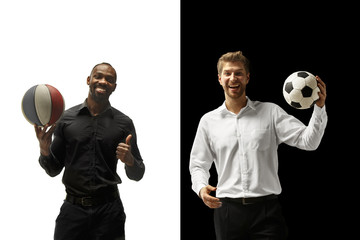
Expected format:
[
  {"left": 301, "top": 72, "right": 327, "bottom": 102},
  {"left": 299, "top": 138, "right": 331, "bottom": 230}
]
[{"left": 283, "top": 71, "right": 320, "bottom": 109}]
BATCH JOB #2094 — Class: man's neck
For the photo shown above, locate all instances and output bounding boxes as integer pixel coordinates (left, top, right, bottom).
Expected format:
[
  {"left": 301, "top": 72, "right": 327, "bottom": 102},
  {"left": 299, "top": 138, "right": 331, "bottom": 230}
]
[
  {"left": 225, "top": 95, "right": 247, "bottom": 115},
  {"left": 86, "top": 96, "right": 110, "bottom": 116}
]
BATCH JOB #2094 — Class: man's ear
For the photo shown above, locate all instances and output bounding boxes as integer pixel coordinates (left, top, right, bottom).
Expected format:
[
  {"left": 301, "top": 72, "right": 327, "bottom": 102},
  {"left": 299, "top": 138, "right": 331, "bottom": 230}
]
[
  {"left": 87, "top": 76, "right": 90, "bottom": 85},
  {"left": 218, "top": 74, "right": 222, "bottom": 85},
  {"left": 246, "top": 73, "right": 250, "bottom": 84}
]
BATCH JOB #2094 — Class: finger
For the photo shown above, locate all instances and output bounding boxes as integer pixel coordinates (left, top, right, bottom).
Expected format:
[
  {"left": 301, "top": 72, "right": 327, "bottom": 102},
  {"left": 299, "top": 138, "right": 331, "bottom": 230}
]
[
  {"left": 315, "top": 76, "right": 326, "bottom": 95},
  {"left": 117, "top": 143, "right": 130, "bottom": 150},
  {"left": 42, "top": 124, "right": 49, "bottom": 132},
  {"left": 209, "top": 201, "right": 222, "bottom": 208},
  {"left": 318, "top": 85, "right": 326, "bottom": 97},
  {"left": 34, "top": 124, "right": 46, "bottom": 138},
  {"left": 206, "top": 185, "right": 217, "bottom": 192},
  {"left": 315, "top": 75, "right": 324, "bottom": 84},
  {"left": 204, "top": 196, "right": 222, "bottom": 208},
  {"left": 318, "top": 86, "right": 326, "bottom": 96},
  {"left": 317, "top": 81, "right": 326, "bottom": 93},
  {"left": 125, "top": 134, "right": 132, "bottom": 145},
  {"left": 317, "top": 80, "right": 325, "bottom": 90},
  {"left": 318, "top": 82, "right": 326, "bottom": 97},
  {"left": 116, "top": 145, "right": 130, "bottom": 158},
  {"left": 45, "top": 124, "right": 56, "bottom": 137},
  {"left": 204, "top": 194, "right": 221, "bottom": 203},
  {"left": 316, "top": 76, "right": 326, "bottom": 89},
  {"left": 34, "top": 124, "right": 41, "bottom": 136}
]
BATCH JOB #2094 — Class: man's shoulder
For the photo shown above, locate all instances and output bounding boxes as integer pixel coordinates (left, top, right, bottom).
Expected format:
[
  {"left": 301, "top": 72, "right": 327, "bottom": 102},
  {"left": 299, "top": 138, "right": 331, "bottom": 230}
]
[
  {"left": 253, "top": 100, "right": 280, "bottom": 110},
  {"left": 198, "top": 100, "right": 284, "bottom": 124},
  {"left": 201, "top": 105, "right": 223, "bottom": 119},
  {"left": 110, "top": 107, "right": 133, "bottom": 122},
  {"left": 201, "top": 100, "right": 281, "bottom": 115},
  {"left": 61, "top": 103, "right": 83, "bottom": 117},
  {"left": 65, "top": 103, "right": 83, "bottom": 112}
]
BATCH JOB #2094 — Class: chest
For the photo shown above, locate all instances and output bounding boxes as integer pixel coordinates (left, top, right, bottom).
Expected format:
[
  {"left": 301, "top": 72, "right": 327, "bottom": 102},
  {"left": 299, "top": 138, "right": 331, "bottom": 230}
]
[
  {"left": 207, "top": 112, "right": 275, "bottom": 153},
  {"left": 63, "top": 115, "right": 127, "bottom": 150}
]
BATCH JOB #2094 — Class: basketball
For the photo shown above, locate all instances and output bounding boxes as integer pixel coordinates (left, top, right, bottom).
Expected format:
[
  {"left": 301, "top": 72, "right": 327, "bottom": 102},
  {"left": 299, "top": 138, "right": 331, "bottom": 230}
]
[{"left": 21, "top": 84, "right": 65, "bottom": 126}]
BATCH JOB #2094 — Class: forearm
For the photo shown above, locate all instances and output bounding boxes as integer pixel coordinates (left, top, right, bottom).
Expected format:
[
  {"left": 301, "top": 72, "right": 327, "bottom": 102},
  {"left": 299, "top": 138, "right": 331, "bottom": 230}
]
[
  {"left": 276, "top": 104, "right": 328, "bottom": 150},
  {"left": 189, "top": 122, "right": 214, "bottom": 196},
  {"left": 125, "top": 157, "right": 145, "bottom": 181},
  {"left": 38, "top": 153, "right": 64, "bottom": 177},
  {"left": 299, "top": 105, "right": 328, "bottom": 150},
  {"left": 190, "top": 167, "right": 210, "bottom": 196}
]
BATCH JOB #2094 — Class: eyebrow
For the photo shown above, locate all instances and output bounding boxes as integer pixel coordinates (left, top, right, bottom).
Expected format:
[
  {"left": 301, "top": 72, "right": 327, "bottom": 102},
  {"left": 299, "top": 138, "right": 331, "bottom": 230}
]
[
  {"left": 93, "top": 71, "right": 115, "bottom": 77},
  {"left": 223, "top": 68, "right": 245, "bottom": 72}
]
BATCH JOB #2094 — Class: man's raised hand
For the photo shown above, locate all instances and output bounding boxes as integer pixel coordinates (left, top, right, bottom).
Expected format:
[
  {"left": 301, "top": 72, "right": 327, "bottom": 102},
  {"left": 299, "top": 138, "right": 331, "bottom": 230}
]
[
  {"left": 34, "top": 124, "right": 56, "bottom": 156},
  {"left": 116, "top": 134, "right": 134, "bottom": 166}
]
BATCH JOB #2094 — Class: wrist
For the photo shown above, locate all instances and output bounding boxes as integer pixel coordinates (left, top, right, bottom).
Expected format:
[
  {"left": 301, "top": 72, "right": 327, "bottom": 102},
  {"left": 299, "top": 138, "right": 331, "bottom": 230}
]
[
  {"left": 199, "top": 187, "right": 205, "bottom": 199},
  {"left": 125, "top": 155, "right": 135, "bottom": 167},
  {"left": 40, "top": 148, "right": 50, "bottom": 156}
]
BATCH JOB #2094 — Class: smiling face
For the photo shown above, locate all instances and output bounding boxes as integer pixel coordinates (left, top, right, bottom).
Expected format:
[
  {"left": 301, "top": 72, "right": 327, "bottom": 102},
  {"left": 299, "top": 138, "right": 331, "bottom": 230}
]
[
  {"left": 218, "top": 61, "right": 250, "bottom": 100},
  {"left": 87, "top": 63, "right": 117, "bottom": 103}
]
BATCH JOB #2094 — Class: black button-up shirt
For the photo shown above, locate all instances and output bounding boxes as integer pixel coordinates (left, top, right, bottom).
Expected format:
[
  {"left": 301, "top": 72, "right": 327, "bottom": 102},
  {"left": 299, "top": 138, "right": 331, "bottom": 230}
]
[{"left": 39, "top": 101, "right": 145, "bottom": 197}]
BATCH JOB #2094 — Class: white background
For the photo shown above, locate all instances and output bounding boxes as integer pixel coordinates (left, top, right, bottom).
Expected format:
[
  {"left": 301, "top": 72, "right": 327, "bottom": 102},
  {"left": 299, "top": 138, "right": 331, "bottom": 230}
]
[{"left": 0, "top": 0, "right": 180, "bottom": 239}]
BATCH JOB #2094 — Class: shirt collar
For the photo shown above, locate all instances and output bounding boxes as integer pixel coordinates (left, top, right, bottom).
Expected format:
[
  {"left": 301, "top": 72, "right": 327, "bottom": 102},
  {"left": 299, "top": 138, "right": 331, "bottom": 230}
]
[
  {"left": 78, "top": 99, "right": 114, "bottom": 116},
  {"left": 247, "top": 97, "right": 256, "bottom": 110},
  {"left": 219, "top": 97, "right": 256, "bottom": 114}
]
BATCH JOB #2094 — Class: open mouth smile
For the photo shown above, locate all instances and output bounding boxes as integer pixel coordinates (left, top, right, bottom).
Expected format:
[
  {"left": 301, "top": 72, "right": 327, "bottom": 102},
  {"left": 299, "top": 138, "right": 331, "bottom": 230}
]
[{"left": 95, "top": 87, "right": 107, "bottom": 94}]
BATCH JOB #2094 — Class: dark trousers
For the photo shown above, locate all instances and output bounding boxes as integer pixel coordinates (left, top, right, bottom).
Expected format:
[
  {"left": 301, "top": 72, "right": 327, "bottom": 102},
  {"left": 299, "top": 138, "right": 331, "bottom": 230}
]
[
  {"left": 54, "top": 198, "right": 126, "bottom": 240},
  {"left": 214, "top": 198, "right": 288, "bottom": 240}
]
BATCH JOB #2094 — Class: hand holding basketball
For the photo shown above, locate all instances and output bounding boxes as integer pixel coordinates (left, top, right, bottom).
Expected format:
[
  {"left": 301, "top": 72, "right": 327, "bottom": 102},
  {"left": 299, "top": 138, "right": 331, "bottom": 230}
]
[{"left": 34, "top": 124, "right": 56, "bottom": 156}]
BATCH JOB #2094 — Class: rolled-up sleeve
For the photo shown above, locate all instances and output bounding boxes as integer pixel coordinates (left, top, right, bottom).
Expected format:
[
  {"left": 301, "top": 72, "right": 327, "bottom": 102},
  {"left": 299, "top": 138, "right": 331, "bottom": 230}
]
[{"left": 274, "top": 105, "right": 328, "bottom": 150}]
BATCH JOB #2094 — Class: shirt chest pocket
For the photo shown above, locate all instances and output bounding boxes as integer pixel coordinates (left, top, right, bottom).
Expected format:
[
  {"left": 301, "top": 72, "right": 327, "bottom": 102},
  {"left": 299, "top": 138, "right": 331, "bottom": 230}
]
[{"left": 242, "top": 129, "right": 271, "bottom": 151}]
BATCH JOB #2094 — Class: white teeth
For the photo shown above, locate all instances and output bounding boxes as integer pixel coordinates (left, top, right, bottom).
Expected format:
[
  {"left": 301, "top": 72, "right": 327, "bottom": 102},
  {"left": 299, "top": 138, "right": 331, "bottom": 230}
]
[{"left": 96, "top": 88, "right": 106, "bottom": 92}]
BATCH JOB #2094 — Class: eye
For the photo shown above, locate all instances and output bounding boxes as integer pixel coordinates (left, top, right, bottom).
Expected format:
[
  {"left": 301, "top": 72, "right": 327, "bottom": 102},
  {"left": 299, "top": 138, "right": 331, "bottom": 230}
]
[
  {"left": 94, "top": 74, "right": 102, "bottom": 79},
  {"left": 106, "top": 77, "right": 115, "bottom": 84}
]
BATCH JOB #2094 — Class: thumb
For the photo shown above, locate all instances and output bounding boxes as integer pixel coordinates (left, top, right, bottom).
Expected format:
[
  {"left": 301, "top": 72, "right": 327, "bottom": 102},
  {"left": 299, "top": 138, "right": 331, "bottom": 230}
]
[
  {"left": 207, "top": 185, "right": 217, "bottom": 192},
  {"left": 125, "top": 134, "right": 132, "bottom": 145}
]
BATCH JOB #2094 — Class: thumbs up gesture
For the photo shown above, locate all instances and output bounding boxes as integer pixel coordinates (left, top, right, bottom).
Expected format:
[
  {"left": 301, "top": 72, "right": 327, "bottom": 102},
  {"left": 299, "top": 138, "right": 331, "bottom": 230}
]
[{"left": 116, "top": 134, "right": 134, "bottom": 166}]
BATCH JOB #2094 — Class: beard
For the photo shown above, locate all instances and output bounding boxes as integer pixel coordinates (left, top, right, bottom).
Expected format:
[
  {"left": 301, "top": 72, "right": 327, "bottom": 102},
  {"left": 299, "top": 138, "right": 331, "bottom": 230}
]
[
  {"left": 89, "top": 85, "right": 112, "bottom": 102},
  {"left": 224, "top": 84, "right": 246, "bottom": 100}
]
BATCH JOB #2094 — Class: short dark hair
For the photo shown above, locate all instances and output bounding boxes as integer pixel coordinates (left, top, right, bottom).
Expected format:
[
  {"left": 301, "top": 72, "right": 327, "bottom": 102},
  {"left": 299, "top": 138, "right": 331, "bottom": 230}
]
[{"left": 90, "top": 62, "right": 117, "bottom": 81}]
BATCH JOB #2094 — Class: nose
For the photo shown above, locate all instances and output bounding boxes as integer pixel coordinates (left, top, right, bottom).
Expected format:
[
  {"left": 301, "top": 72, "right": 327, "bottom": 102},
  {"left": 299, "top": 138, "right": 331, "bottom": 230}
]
[
  {"left": 98, "top": 77, "right": 108, "bottom": 85},
  {"left": 230, "top": 73, "right": 236, "bottom": 81}
]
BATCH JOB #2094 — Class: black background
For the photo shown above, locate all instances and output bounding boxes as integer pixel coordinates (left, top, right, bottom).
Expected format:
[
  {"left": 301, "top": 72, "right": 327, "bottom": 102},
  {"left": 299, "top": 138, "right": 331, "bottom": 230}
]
[{"left": 181, "top": 2, "right": 358, "bottom": 239}]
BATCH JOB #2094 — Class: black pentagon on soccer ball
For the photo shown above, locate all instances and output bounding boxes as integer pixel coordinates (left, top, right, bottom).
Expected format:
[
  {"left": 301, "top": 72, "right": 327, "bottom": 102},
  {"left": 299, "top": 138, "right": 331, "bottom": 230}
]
[
  {"left": 301, "top": 86, "right": 313, "bottom": 98},
  {"left": 284, "top": 82, "right": 293, "bottom": 94},
  {"left": 291, "top": 101, "right": 302, "bottom": 108},
  {"left": 297, "top": 71, "right": 309, "bottom": 78}
]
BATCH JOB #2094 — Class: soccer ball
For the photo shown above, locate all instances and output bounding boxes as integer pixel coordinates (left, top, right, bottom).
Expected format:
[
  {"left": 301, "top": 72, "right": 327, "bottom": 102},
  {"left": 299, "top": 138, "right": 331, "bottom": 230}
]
[{"left": 283, "top": 71, "right": 320, "bottom": 109}]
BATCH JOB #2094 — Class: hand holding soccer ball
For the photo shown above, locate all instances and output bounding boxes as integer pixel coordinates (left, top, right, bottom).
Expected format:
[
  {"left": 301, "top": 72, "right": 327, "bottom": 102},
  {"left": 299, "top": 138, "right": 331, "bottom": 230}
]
[
  {"left": 314, "top": 76, "right": 326, "bottom": 108},
  {"left": 283, "top": 71, "right": 326, "bottom": 109}
]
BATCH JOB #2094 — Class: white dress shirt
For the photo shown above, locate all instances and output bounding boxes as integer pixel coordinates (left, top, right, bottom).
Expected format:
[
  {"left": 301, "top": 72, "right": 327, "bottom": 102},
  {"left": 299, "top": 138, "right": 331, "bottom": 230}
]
[{"left": 189, "top": 98, "right": 328, "bottom": 198}]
